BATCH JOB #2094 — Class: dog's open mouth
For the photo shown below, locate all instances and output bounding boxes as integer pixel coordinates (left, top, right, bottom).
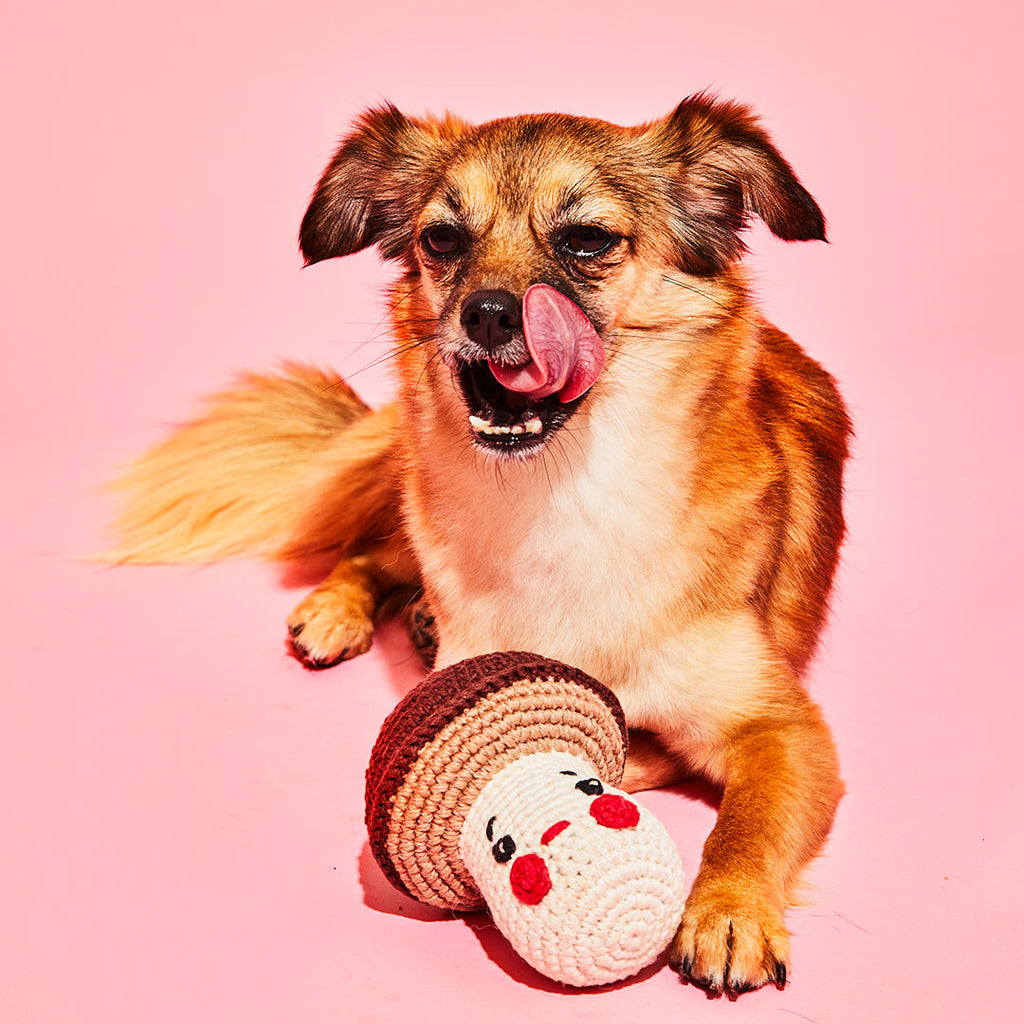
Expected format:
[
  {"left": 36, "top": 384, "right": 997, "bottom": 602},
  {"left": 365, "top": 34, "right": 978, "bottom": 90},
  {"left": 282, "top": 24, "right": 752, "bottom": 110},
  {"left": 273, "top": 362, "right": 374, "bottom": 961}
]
[
  {"left": 457, "top": 362, "right": 579, "bottom": 454},
  {"left": 456, "top": 284, "right": 605, "bottom": 457}
]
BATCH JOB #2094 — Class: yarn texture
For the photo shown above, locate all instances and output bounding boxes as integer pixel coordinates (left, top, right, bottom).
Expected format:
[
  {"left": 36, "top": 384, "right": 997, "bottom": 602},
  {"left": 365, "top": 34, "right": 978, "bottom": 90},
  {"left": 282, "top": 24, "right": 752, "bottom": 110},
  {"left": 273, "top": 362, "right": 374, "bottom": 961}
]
[
  {"left": 461, "top": 751, "right": 686, "bottom": 987},
  {"left": 365, "top": 653, "right": 626, "bottom": 909},
  {"left": 363, "top": 651, "right": 685, "bottom": 987}
]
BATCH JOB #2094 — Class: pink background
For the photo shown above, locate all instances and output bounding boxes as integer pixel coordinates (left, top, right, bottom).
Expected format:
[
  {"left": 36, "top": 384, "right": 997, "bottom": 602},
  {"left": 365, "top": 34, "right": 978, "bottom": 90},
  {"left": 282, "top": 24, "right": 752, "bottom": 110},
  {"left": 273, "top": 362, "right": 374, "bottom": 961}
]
[{"left": 3, "top": 1, "right": 1021, "bottom": 1021}]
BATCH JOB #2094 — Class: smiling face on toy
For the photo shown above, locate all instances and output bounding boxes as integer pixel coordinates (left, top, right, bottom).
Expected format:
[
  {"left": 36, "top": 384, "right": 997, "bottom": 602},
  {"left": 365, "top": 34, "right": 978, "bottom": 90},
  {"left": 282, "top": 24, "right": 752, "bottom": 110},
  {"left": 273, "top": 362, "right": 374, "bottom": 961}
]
[
  {"left": 460, "top": 751, "right": 686, "bottom": 986},
  {"left": 484, "top": 767, "right": 642, "bottom": 906}
]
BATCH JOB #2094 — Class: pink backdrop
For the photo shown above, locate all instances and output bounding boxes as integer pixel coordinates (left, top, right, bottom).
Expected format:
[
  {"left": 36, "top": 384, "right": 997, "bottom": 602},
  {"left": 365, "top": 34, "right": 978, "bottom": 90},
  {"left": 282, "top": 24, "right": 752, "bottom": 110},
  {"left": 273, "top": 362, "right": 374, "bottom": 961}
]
[{"left": 3, "top": 1, "right": 1021, "bottom": 1021}]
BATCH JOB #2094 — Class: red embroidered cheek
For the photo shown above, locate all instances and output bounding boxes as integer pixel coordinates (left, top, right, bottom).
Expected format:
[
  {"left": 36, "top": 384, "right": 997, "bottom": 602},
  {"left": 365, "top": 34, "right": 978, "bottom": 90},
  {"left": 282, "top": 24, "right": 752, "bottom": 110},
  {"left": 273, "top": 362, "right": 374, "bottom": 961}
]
[
  {"left": 589, "top": 793, "right": 640, "bottom": 829},
  {"left": 509, "top": 853, "right": 552, "bottom": 905}
]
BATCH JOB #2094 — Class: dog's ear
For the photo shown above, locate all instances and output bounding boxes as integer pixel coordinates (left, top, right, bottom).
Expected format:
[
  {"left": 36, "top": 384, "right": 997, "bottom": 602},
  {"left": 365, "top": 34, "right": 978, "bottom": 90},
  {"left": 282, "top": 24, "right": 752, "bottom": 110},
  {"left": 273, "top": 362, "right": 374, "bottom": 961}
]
[
  {"left": 299, "top": 104, "right": 445, "bottom": 265},
  {"left": 649, "top": 93, "right": 826, "bottom": 275}
]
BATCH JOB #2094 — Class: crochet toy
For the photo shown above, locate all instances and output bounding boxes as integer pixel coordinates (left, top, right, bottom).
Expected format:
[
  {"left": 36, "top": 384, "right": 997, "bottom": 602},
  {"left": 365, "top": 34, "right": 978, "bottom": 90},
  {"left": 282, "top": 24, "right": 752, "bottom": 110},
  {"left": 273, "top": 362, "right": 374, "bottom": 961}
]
[{"left": 364, "top": 652, "right": 686, "bottom": 987}]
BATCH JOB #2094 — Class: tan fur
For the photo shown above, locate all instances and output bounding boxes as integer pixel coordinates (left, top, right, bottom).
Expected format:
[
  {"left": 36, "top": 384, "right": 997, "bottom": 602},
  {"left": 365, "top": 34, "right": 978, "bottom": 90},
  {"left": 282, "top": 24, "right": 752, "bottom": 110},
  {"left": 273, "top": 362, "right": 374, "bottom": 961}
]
[{"left": 106, "top": 95, "right": 850, "bottom": 996}]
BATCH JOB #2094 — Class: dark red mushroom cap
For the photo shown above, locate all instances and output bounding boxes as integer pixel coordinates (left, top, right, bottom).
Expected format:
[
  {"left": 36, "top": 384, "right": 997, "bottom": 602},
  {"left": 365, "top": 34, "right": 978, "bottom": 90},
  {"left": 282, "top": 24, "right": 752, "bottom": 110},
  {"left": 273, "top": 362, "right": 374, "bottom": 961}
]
[{"left": 365, "top": 652, "right": 627, "bottom": 910}]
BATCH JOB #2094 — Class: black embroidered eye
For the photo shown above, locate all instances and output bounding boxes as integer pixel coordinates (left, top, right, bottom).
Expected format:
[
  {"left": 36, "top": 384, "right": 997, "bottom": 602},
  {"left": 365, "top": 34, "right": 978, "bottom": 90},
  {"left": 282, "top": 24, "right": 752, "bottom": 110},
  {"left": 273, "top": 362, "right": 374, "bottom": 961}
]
[
  {"left": 559, "top": 225, "right": 615, "bottom": 258},
  {"left": 492, "top": 834, "right": 516, "bottom": 863},
  {"left": 575, "top": 778, "right": 604, "bottom": 796},
  {"left": 421, "top": 224, "right": 464, "bottom": 257}
]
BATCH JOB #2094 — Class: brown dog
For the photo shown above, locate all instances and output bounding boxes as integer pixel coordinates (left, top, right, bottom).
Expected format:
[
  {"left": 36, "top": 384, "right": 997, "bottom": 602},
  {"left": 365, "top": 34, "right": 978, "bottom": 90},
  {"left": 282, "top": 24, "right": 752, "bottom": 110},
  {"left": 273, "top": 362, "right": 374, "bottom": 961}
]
[{"left": 108, "top": 93, "right": 850, "bottom": 995}]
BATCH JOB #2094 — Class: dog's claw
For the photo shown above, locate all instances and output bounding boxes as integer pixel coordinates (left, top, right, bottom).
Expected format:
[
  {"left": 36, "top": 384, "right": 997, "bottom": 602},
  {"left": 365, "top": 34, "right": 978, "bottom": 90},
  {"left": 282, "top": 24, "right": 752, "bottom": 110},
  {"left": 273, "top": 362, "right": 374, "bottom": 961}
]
[
  {"left": 671, "top": 882, "right": 790, "bottom": 998},
  {"left": 290, "top": 637, "right": 346, "bottom": 670},
  {"left": 285, "top": 588, "right": 374, "bottom": 669},
  {"left": 405, "top": 597, "right": 438, "bottom": 667}
]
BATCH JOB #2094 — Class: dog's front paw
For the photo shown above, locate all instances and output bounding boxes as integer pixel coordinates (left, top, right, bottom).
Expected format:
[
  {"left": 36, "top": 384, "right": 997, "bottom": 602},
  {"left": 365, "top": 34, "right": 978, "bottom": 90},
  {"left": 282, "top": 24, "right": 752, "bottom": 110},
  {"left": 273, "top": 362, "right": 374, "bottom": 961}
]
[
  {"left": 671, "top": 879, "right": 789, "bottom": 996},
  {"left": 286, "top": 589, "right": 374, "bottom": 669}
]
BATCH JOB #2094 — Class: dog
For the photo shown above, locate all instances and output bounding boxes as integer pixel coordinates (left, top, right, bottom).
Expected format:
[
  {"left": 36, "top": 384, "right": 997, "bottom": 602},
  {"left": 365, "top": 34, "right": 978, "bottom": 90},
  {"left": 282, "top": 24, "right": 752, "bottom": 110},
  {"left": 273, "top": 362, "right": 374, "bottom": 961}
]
[{"left": 107, "top": 93, "right": 850, "bottom": 995}]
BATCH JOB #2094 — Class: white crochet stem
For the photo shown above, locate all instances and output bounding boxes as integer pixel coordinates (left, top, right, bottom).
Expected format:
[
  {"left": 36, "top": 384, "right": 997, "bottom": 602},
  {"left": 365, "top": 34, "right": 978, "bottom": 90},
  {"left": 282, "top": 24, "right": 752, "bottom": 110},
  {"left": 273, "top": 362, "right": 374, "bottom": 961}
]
[{"left": 460, "top": 751, "right": 686, "bottom": 987}]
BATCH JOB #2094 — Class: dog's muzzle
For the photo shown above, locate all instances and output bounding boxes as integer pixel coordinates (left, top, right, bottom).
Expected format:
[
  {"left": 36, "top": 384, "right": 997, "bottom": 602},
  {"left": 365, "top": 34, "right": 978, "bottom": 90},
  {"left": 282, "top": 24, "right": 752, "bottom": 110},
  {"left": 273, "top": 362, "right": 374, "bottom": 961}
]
[{"left": 452, "top": 285, "right": 606, "bottom": 458}]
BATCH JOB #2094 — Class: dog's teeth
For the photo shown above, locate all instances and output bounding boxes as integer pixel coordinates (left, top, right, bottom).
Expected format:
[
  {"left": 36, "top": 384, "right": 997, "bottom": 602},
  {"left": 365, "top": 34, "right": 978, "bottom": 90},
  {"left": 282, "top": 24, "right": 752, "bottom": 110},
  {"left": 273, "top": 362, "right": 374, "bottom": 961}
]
[
  {"left": 470, "top": 412, "right": 544, "bottom": 438},
  {"left": 469, "top": 414, "right": 507, "bottom": 436}
]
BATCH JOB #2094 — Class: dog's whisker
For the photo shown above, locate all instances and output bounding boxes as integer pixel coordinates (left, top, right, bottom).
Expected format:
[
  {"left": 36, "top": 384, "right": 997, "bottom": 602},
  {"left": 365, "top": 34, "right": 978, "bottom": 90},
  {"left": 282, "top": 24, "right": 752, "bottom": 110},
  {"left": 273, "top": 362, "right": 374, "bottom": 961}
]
[
  {"left": 412, "top": 347, "right": 448, "bottom": 403},
  {"left": 660, "top": 275, "right": 764, "bottom": 330},
  {"left": 330, "top": 283, "right": 428, "bottom": 370},
  {"left": 345, "top": 337, "right": 435, "bottom": 380}
]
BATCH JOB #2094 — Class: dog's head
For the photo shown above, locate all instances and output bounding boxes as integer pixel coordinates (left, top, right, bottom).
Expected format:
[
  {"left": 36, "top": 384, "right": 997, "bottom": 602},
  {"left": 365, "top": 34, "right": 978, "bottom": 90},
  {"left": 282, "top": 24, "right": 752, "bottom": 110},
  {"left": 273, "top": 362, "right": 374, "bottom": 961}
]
[{"left": 299, "top": 95, "right": 825, "bottom": 459}]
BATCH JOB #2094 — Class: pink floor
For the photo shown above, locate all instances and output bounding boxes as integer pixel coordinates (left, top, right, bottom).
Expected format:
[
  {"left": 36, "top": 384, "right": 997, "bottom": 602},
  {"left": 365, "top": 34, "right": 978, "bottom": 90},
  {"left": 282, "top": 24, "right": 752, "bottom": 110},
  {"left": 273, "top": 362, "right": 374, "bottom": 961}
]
[{"left": 3, "top": 2, "right": 1021, "bottom": 1021}]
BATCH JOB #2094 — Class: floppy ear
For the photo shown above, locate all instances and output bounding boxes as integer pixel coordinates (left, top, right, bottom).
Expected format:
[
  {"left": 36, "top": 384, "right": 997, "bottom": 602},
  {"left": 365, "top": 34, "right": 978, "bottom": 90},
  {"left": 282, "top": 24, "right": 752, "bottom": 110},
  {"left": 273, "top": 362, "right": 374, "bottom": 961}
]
[
  {"left": 299, "top": 104, "right": 443, "bottom": 265},
  {"left": 650, "top": 93, "right": 826, "bottom": 276}
]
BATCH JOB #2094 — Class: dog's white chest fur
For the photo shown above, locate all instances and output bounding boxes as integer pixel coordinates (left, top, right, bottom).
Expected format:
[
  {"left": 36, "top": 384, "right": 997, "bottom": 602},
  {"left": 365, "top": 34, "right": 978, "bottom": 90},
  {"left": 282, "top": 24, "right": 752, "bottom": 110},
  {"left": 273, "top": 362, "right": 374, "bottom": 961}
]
[{"left": 407, "top": 380, "right": 722, "bottom": 730}]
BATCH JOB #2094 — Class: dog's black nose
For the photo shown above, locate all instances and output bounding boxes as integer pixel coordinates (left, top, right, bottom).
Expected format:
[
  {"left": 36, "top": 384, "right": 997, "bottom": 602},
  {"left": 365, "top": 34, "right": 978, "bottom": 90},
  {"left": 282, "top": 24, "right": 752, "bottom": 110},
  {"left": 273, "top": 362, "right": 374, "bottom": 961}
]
[{"left": 460, "top": 290, "right": 522, "bottom": 352}]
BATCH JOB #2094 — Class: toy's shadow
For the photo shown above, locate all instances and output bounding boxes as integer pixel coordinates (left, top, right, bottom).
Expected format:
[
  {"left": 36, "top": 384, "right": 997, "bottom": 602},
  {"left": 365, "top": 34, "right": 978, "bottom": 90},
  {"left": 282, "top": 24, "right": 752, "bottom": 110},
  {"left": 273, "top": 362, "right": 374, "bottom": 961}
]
[
  {"left": 357, "top": 843, "right": 450, "bottom": 923},
  {"left": 358, "top": 842, "right": 672, "bottom": 993},
  {"left": 462, "top": 913, "right": 669, "bottom": 994}
]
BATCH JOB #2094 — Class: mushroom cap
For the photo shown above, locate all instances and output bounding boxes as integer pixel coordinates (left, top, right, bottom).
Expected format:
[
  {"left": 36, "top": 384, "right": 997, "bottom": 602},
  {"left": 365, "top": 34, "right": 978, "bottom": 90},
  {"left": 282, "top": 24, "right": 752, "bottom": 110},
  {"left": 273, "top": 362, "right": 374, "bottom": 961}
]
[{"left": 365, "top": 652, "right": 627, "bottom": 910}]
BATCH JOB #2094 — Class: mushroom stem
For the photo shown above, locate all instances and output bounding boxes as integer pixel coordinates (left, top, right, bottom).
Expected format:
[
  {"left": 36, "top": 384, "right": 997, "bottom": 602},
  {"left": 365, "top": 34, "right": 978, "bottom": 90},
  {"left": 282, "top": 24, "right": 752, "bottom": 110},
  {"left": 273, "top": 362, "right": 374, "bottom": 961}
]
[{"left": 460, "top": 751, "right": 686, "bottom": 987}]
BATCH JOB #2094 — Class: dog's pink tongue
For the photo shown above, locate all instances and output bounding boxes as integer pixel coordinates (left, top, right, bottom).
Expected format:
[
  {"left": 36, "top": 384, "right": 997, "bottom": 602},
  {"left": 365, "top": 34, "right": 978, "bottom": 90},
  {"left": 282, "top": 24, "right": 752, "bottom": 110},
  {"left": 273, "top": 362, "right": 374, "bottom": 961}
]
[{"left": 488, "top": 284, "right": 605, "bottom": 403}]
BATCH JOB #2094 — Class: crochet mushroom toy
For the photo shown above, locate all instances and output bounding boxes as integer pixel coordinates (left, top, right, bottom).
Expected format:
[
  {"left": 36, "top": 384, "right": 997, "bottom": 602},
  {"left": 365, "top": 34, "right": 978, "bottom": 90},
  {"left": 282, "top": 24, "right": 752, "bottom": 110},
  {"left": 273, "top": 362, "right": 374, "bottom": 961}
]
[{"left": 364, "top": 652, "right": 686, "bottom": 987}]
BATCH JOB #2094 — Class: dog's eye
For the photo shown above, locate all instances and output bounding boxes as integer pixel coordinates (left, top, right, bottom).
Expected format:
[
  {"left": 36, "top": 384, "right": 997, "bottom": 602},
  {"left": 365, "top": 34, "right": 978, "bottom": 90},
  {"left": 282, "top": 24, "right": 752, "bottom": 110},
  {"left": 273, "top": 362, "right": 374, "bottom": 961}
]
[
  {"left": 559, "top": 225, "right": 615, "bottom": 258},
  {"left": 421, "top": 225, "right": 464, "bottom": 258},
  {"left": 575, "top": 778, "right": 604, "bottom": 796}
]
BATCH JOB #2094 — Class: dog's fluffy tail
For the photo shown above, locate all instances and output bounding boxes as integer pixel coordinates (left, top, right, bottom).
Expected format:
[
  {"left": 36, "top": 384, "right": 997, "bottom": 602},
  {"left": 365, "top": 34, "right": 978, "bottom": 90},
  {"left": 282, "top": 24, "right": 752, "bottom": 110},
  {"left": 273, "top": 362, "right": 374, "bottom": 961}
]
[{"left": 101, "top": 364, "right": 403, "bottom": 564}]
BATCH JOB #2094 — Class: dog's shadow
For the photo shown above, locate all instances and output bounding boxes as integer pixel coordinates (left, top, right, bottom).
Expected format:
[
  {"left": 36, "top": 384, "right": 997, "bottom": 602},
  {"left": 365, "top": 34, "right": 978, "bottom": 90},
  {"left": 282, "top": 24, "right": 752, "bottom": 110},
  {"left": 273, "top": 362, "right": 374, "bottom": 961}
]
[
  {"left": 276, "top": 554, "right": 429, "bottom": 700},
  {"left": 277, "top": 551, "right": 341, "bottom": 590}
]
